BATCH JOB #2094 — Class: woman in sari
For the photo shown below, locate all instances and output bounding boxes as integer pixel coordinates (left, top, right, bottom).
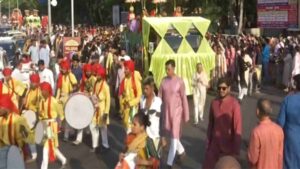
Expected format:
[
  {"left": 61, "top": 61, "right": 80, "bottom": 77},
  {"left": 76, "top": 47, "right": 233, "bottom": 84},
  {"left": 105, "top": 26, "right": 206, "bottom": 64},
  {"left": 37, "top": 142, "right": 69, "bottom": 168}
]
[{"left": 116, "top": 112, "right": 159, "bottom": 169}]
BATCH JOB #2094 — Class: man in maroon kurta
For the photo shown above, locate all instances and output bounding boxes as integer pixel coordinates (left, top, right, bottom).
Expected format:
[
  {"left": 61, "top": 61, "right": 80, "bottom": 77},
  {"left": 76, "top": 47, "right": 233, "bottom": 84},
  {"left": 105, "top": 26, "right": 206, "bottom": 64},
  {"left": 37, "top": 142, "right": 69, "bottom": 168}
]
[
  {"left": 158, "top": 59, "right": 189, "bottom": 168},
  {"left": 248, "top": 99, "right": 283, "bottom": 169},
  {"left": 203, "top": 77, "right": 242, "bottom": 169}
]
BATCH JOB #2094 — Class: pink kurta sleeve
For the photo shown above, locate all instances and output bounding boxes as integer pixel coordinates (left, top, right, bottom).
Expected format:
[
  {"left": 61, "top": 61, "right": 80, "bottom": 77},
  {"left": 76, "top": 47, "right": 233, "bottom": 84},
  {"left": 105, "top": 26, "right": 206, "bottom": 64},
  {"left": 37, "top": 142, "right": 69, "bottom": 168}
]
[
  {"left": 248, "top": 130, "right": 260, "bottom": 169},
  {"left": 179, "top": 79, "right": 189, "bottom": 122},
  {"left": 233, "top": 100, "right": 242, "bottom": 155}
]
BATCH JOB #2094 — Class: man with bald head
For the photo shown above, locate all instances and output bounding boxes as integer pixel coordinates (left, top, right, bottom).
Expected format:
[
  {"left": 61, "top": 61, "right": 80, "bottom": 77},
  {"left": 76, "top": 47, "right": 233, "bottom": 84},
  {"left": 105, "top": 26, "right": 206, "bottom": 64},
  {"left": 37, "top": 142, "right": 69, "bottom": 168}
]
[{"left": 248, "top": 98, "right": 284, "bottom": 169}]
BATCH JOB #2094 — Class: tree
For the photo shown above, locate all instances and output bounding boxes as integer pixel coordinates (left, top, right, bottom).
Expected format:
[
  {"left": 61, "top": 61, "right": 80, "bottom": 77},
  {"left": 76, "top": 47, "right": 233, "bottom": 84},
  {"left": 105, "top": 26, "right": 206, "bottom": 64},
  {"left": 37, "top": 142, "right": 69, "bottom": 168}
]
[{"left": 237, "top": 0, "right": 244, "bottom": 34}]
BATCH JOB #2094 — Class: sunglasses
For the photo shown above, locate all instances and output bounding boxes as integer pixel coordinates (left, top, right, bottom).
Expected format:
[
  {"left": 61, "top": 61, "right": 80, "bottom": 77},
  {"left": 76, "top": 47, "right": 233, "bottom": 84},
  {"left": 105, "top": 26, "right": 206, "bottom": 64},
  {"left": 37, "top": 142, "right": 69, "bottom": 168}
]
[{"left": 218, "top": 86, "right": 228, "bottom": 91}]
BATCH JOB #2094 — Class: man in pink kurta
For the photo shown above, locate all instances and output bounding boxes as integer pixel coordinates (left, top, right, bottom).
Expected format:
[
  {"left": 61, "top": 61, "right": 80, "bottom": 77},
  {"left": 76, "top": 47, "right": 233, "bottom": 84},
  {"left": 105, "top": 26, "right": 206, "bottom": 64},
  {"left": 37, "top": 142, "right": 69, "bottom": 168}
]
[
  {"left": 158, "top": 59, "right": 189, "bottom": 168},
  {"left": 203, "top": 77, "right": 242, "bottom": 169},
  {"left": 248, "top": 98, "right": 284, "bottom": 169}
]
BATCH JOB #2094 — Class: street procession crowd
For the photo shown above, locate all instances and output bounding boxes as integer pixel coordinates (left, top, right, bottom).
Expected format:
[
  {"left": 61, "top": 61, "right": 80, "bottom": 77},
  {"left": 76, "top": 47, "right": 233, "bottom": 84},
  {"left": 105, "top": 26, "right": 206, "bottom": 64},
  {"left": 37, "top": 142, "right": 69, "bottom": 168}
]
[{"left": 2, "top": 8, "right": 300, "bottom": 169}]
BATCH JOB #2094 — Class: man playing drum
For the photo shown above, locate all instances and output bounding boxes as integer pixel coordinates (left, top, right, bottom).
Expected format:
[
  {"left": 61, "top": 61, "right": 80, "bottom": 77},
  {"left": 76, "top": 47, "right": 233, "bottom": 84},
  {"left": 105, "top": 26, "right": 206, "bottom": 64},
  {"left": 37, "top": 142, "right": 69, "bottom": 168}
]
[
  {"left": 55, "top": 60, "right": 78, "bottom": 141},
  {"left": 88, "top": 66, "right": 110, "bottom": 152},
  {"left": 0, "top": 94, "right": 32, "bottom": 153},
  {"left": 23, "top": 73, "right": 42, "bottom": 162},
  {"left": 73, "top": 63, "right": 96, "bottom": 146},
  {"left": 119, "top": 60, "right": 142, "bottom": 133},
  {"left": 1, "top": 68, "right": 27, "bottom": 110},
  {"left": 39, "top": 82, "right": 67, "bottom": 169}
]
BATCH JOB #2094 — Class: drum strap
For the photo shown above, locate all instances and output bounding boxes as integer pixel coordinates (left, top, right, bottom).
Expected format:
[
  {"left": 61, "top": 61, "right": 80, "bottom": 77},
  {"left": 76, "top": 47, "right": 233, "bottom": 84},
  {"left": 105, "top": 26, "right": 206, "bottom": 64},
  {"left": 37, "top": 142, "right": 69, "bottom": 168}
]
[
  {"left": 93, "top": 80, "right": 104, "bottom": 120},
  {"left": 42, "top": 97, "right": 52, "bottom": 119}
]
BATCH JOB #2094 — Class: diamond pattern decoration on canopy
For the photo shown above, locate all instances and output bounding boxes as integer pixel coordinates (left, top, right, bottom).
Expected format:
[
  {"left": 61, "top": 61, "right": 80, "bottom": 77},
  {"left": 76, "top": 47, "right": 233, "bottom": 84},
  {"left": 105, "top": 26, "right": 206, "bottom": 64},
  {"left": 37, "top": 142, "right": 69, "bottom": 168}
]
[
  {"left": 163, "top": 24, "right": 183, "bottom": 53},
  {"left": 185, "top": 24, "right": 203, "bottom": 53}
]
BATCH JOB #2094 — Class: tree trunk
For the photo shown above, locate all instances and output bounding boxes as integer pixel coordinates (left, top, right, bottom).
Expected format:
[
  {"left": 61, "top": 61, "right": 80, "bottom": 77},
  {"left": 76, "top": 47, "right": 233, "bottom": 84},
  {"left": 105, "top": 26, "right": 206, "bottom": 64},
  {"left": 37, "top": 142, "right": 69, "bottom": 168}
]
[{"left": 237, "top": 0, "right": 244, "bottom": 34}]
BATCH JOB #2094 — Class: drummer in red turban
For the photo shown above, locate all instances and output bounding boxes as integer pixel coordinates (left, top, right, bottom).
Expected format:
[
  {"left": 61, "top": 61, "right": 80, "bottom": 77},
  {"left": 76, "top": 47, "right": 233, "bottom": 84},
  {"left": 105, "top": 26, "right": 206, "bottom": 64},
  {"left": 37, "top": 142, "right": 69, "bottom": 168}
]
[
  {"left": 24, "top": 73, "right": 41, "bottom": 113},
  {"left": 39, "top": 82, "right": 67, "bottom": 167},
  {"left": 22, "top": 73, "right": 41, "bottom": 162},
  {"left": 87, "top": 66, "right": 111, "bottom": 152},
  {"left": 0, "top": 94, "right": 31, "bottom": 149},
  {"left": 1, "top": 67, "right": 27, "bottom": 110},
  {"left": 80, "top": 64, "right": 95, "bottom": 93},
  {"left": 56, "top": 60, "right": 78, "bottom": 141},
  {"left": 119, "top": 60, "right": 142, "bottom": 133}
]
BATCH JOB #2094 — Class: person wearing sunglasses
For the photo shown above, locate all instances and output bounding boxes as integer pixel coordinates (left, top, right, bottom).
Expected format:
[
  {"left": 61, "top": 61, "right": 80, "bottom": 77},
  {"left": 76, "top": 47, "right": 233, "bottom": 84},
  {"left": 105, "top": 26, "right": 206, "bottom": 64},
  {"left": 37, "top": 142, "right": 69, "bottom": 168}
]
[{"left": 203, "top": 77, "right": 242, "bottom": 169}]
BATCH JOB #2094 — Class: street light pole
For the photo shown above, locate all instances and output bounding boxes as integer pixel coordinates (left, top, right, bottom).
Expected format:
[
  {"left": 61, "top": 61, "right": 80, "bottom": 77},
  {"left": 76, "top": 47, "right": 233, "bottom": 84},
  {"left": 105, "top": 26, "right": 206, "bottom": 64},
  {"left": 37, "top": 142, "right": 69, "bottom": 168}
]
[
  {"left": 48, "top": 0, "right": 52, "bottom": 36},
  {"left": 71, "top": 0, "right": 74, "bottom": 37}
]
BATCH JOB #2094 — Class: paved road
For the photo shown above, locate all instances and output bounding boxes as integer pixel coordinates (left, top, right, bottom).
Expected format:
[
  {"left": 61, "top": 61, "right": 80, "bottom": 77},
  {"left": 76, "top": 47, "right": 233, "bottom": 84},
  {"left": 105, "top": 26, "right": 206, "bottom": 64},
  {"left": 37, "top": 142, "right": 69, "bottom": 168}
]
[{"left": 26, "top": 87, "right": 285, "bottom": 169}]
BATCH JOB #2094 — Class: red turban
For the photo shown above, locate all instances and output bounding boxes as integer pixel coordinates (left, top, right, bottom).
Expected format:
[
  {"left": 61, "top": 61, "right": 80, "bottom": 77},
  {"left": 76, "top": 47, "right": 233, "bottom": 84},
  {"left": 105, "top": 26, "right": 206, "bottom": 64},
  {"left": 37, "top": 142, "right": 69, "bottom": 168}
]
[
  {"left": 0, "top": 94, "right": 18, "bottom": 113},
  {"left": 80, "top": 64, "right": 93, "bottom": 92},
  {"left": 3, "top": 68, "right": 12, "bottom": 76},
  {"left": 124, "top": 60, "right": 135, "bottom": 73},
  {"left": 92, "top": 64, "right": 103, "bottom": 74},
  {"left": 83, "top": 64, "right": 92, "bottom": 73},
  {"left": 30, "top": 73, "right": 40, "bottom": 84},
  {"left": 40, "top": 82, "right": 52, "bottom": 95},
  {"left": 59, "top": 60, "right": 70, "bottom": 70},
  {"left": 96, "top": 66, "right": 106, "bottom": 79}
]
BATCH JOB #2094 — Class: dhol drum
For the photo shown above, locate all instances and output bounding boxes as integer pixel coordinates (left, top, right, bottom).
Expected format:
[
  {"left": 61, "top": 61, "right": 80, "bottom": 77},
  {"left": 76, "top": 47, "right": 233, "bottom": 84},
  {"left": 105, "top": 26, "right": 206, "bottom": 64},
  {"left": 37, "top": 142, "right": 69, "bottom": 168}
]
[
  {"left": 35, "top": 121, "right": 48, "bottom": 145},
  {"left": 0, "top": 146, "right": 25, "bottom": 169},
  {"left": 64, "top": 93, "right": 95, "bottom": 130},
  {"left": 22, "top": 110, "right": 38, "bottom": 129}
]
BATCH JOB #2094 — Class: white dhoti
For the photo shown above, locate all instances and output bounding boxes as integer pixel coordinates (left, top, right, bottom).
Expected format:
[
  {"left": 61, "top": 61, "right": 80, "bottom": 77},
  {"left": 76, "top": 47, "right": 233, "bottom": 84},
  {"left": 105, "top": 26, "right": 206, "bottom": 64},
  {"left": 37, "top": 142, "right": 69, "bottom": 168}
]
[{"left": 193, "top": 86, "right": 207, "bottom": 123}]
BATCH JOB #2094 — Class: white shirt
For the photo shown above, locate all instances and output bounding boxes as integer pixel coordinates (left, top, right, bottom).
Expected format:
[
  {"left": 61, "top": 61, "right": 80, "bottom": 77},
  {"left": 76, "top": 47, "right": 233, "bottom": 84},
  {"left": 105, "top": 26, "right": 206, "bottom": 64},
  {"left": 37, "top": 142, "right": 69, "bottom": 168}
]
[
  {"left": 39, "top": 68, "right": 55, "bottom": 91},
  {"left": 140, "top": 95, "right": 162, "bottom": 139},
  {"left": 292, "top": 52, "right": 300, "bottom": 77},
  {"left": 12, "top": 68, "right": 29, "bottom": 86},
  {"left": 39, "top": 46, "right": 50, "bottom": 67},
  {"left": 28, "top": 45, "right": 39, "bottom": 64}
]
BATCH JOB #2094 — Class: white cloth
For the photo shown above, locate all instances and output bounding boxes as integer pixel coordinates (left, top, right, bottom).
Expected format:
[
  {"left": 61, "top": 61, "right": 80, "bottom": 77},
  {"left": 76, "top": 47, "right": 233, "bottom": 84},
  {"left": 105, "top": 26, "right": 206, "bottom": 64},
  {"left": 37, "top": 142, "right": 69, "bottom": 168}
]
[
  {"left": 11, "top": 69, "right": 28, "bottom": 85},
  {"left": 41, "top": 147, "right": 66, "bottom": 169},
  {"left": 28, "top": 45, "right": 39, "bottom": 64},
  {"left": 89, "top": 123, "right": 109, "bottom": 148},
  {"left": 292, "top": 52, "right": 300, "bottom": 77},
  {"left": 283, "top": 53, "right": 293, "bottom": 87},
  {"left": 243, "top": 54, "right": 253, "bottom": 86},
  {"left": 39, "top": 68, "right": 55, "bottom": 92},
  {"left": 167, "top": 139, "right": 185, "bottom": 166},
  {"left": 192, "top": 72, "right": 208, "bottom": 123},
  {"left": 39, "top": 47, "right": 50, "bottom": 67},
  {"left": 140, "top": 96, "right": 162, "bottom": 140}
]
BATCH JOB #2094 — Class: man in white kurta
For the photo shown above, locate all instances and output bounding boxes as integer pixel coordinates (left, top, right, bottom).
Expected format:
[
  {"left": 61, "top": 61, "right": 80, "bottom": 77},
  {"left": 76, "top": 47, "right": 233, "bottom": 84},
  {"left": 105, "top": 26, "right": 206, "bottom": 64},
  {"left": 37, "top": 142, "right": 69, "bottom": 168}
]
[
  {"left": 38, "top": 60, "right": 55, "bottom": 92},
  {"left": 192, "top": 63, "right": 209, "bottom": 124}
]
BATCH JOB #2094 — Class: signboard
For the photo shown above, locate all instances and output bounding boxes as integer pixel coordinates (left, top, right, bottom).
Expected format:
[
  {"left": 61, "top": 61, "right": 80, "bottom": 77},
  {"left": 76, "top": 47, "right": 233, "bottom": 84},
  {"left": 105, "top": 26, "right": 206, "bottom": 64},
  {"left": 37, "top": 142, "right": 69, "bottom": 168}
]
[
  {"left": 257, "top": 0, "right": 298, "bottom": 28},
  {"left": 63, "top": 37, "right": 81, "bottom": 58}
]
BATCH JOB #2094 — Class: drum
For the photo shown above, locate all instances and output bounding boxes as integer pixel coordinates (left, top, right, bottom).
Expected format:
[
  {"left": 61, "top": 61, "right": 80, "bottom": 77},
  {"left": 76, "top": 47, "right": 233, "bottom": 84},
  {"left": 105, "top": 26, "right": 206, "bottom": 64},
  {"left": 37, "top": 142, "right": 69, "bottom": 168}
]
[
  {"left": 35, "top": 121, "right": 47, "bottom": 145},
  {"left": 0, "top": 146, "right": 25, "bottom": 169},
  {"left": 22, "top": 110, "right": 38, "bottom": 129},
  {"left": 64, "top": 93, "right": 95, "bottom": 130}
]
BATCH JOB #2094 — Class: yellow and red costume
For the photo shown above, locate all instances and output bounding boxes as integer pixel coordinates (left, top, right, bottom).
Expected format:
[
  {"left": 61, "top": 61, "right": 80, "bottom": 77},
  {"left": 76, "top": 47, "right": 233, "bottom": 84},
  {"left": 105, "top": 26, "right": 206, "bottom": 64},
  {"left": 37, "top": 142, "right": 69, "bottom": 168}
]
[
  {"left": 56, "top": 61, "right": 78, "bottom": 104},
  {"left": 24, "top": 74, "right": 42, "bottom": 112},
  {"left": 0, "top": 95, "right": 31, "bottom": 149},
  {"left": 39, "top": 82, "right": 66, "bottom": 165},
  {"left": 80, "top": 64, "right": 96, "bottom": 94},
  {"left": 1, "top": 68, "right": 27, "bottom": 110},
  {"left": 119, "top": 61, "right": 142, "bottom": 131},
  {"left": 92, "top": 67, "right": 110, "bottom": 126}
]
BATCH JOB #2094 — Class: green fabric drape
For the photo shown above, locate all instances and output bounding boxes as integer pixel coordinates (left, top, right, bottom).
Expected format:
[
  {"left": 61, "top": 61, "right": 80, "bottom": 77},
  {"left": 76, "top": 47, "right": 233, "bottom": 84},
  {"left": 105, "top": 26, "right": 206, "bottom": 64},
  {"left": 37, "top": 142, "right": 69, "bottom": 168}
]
[
  {"left": 172, "top": 21, "right": 192, "bottom": 37},
  {"left": 143, "top": 17, "right": 215, "bottom": 95}
]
